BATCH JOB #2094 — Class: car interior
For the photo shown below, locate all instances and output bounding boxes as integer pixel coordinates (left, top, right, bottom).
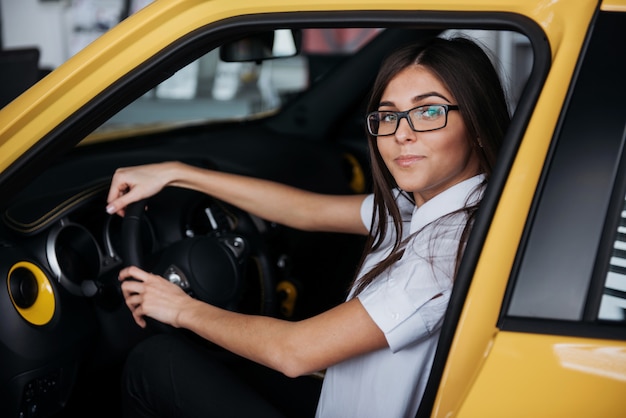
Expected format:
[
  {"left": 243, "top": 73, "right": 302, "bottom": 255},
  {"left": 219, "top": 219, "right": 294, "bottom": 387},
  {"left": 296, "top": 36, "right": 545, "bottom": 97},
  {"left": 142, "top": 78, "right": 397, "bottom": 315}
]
[{"left": 0, "top": 14, "right": 542, "bottom": 417}]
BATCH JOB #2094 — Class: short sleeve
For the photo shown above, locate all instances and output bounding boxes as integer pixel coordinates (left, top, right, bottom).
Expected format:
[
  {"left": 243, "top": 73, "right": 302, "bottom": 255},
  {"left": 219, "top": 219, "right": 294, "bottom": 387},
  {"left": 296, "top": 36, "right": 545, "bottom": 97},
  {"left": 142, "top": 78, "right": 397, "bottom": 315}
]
[
  {"left": 358, "top": 269, "right": 450, "bottom": 352},
  {"left": 357, "top": 233, "right": 458, "bottom": 352},
  {"left": 360, "top": 193, "right": 375, "bottom": 232}
]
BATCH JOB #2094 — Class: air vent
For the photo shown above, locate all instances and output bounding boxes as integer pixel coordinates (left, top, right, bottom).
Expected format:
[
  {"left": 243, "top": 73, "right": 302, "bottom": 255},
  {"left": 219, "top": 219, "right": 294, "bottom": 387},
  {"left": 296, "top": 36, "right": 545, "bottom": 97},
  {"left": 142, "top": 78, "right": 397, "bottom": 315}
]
[{"left": 7, "top": 261, "right": 55, "bottom": 325}]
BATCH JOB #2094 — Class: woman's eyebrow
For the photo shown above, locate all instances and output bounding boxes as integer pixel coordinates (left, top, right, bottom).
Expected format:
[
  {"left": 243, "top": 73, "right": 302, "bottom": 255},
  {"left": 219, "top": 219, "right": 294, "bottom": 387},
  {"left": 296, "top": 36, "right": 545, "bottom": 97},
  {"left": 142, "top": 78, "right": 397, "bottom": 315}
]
[
  {"left": 378, "top": 91, "right": 452, "bottom": 108},
  {"left": 413, "top": 92, "right": 452, "bottom": 103}
]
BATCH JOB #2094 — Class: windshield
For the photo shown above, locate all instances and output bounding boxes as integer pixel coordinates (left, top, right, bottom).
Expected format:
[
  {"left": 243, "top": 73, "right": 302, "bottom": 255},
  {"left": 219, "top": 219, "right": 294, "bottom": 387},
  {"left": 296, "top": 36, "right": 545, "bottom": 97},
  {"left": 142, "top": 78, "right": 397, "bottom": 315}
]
[
  {"left": 91, "top": 28, "right": 382, "bottom": 138},
  {"left": 86, "top": 27, "right": 529, "bottom": 143}
]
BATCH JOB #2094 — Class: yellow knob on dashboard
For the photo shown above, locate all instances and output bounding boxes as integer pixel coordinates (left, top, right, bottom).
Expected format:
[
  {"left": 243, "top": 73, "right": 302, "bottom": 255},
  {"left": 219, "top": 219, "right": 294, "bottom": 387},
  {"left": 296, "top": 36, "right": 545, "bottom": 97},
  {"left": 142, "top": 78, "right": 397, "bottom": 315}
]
[
  {"left": 7, "top": 261, "right": 55, "bottom": 326},
  {"left": 277, "top": 280, "right": 297, "bottom": 318}
]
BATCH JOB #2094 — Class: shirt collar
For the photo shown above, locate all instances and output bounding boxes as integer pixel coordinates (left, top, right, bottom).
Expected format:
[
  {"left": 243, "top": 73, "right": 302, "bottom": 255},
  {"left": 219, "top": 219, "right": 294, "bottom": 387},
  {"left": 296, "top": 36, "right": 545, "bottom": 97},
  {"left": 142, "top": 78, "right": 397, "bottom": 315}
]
[{"left": 409, "top": 174, "right": 486, "bottom": 234}]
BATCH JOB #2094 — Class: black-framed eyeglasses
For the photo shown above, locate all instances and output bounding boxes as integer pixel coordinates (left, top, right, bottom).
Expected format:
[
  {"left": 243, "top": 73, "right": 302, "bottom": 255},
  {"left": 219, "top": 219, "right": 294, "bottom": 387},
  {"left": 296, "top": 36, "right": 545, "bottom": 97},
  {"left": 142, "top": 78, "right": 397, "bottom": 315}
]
[{"left": 366, "top": 104, "right": 460, "bottom": 136}]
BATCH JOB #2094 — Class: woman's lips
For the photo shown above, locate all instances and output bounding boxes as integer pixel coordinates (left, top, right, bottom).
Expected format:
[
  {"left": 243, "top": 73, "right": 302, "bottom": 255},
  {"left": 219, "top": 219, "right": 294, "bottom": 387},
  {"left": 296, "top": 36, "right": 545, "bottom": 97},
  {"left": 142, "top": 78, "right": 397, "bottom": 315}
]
[{"left": 394, "top": 155, "right": 424, "bottom": 168}]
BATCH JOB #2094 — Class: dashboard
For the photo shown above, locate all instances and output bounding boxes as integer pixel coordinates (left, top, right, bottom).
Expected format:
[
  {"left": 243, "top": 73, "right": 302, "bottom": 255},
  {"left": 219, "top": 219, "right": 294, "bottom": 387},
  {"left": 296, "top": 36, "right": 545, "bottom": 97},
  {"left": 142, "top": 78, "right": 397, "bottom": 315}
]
[{"left": 0, "top": 120, "right": 367, "bottom": 416}]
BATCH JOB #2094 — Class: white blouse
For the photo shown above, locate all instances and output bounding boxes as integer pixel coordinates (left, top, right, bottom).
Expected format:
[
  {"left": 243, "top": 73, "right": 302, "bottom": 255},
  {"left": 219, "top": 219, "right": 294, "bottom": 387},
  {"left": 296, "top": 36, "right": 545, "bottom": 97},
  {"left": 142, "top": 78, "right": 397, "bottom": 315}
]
[{"left": 315, "top": 175, "right": 485, "bottom": 418}]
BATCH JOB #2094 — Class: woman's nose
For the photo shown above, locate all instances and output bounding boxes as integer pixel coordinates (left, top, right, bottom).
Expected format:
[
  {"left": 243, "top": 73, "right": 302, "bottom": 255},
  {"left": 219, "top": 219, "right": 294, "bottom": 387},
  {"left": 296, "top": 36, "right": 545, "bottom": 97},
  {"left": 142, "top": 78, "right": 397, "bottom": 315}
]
[{"left": 394, "top": 117, "right": 417, "bottom": 142}]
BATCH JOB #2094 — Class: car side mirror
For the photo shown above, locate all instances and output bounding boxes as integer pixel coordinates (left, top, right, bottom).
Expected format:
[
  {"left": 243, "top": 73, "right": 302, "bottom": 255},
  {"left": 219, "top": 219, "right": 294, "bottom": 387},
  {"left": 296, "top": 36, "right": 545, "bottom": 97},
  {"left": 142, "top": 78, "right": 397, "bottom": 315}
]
[{"left": 219, "top": 29, "right": 302, "bottom": 62}]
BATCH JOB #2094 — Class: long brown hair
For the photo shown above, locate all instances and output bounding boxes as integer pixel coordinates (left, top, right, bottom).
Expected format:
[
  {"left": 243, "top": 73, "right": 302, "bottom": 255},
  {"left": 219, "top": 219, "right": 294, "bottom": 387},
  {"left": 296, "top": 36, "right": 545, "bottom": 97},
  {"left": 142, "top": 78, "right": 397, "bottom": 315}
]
[{"left": 351, "top": 36, "right": 510, "bottom": 296}]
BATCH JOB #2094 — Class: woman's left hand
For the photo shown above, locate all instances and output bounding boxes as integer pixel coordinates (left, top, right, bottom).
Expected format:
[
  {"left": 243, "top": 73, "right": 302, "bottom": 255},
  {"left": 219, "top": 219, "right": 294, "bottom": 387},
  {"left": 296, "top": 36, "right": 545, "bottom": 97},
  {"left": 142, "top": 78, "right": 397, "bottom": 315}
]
[{"left": 119, "top": 266, "right": 194, "bottom": 328}]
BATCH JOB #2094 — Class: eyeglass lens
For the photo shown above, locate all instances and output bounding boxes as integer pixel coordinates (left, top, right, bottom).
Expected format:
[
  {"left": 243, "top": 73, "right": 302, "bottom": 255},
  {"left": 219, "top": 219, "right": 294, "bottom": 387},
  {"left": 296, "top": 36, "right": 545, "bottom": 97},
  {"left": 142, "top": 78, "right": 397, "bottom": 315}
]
[{"left": 367, "top": 105, "right": 451, "bottom": 136}]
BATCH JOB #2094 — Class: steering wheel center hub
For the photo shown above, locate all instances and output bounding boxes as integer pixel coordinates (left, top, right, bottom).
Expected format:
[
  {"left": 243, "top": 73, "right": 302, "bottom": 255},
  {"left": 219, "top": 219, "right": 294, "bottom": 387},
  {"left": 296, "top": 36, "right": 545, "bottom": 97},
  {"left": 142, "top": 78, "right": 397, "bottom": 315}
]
[{"left": 155, "top": 235, "right": 246, "bottom": 310}]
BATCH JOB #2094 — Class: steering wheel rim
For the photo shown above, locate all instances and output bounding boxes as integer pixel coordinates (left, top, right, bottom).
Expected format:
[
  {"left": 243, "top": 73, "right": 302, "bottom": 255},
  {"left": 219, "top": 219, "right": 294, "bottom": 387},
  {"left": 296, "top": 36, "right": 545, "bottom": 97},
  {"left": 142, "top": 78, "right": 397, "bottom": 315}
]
[
  {"left": 121, "top": 196, "right": 277, "bottom": 316},
  {"left": 121, "top": 199, "right": 147, "bottom": 268}
]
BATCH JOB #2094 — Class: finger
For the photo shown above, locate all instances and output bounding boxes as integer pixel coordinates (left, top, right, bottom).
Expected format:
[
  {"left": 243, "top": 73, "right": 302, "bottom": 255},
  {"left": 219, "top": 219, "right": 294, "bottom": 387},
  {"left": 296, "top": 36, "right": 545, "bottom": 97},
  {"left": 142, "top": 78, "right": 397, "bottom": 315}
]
[
  {"left": 107, "top": 170, "right": 130, "bottom": 202},
  {"left": 106, "top": 192, "right": 134, "bottom": 216},
  {"left": 121, "top": 281, "right": 143, "bottom": 299},
  {"left": 124, "top": 293, "right": 145, "bottom": 311},
  {"left": 123, "top": 292, "right": 139, "bottom": 309},
  {"left": 106, "top": 181, "right": 128, "bottom": 203},
  {"left": 123, "top": 292, "right": 148, "bottom": 328},
  {"left": 119, "top": 265, "right": 151, "bottom": 282},
  {"left": 132, "top": 310, "right": 147, "bottom": 328}
]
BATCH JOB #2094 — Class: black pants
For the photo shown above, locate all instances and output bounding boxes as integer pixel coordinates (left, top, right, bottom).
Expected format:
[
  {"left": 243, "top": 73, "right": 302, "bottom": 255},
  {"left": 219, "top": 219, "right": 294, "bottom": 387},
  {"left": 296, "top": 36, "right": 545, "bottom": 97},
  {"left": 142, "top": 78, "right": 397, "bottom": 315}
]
[{"left": 121, "top": 334, "right": 322, "bottom": 418}]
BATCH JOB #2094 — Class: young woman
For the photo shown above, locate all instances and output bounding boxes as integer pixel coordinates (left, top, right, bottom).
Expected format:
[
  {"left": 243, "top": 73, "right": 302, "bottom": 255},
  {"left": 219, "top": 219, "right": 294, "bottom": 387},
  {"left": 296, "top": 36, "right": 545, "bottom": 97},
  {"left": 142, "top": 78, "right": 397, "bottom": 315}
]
[{"left": 106, "top": 36, "right": 509, "bottom": 417}]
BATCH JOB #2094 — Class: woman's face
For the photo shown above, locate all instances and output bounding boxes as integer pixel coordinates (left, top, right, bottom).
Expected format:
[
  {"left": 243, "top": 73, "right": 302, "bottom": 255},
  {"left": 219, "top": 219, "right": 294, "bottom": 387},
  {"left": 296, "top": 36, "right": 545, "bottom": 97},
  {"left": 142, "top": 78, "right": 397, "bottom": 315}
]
[{"left": 376, "top": 65, "right": 480, "bottom": 206}]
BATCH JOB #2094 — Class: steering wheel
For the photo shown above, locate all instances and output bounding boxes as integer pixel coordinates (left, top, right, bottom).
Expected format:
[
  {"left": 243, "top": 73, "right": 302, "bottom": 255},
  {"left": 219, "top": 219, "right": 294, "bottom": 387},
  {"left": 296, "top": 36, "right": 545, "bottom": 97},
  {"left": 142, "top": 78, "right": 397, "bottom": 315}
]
[{"left": 120, "top": 196, "right": 277, "bottom": 320}]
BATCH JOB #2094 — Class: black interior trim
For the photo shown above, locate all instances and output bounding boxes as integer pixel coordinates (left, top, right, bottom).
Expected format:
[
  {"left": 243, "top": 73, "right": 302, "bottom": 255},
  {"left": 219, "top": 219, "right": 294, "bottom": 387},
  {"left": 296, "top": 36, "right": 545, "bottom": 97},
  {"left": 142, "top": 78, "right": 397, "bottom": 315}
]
[
  {"left": 501, "top": 316, "right": 626, "bottom": 340},
  {"left": 3, "top": 181, "right": 109, "bottom": 235}
]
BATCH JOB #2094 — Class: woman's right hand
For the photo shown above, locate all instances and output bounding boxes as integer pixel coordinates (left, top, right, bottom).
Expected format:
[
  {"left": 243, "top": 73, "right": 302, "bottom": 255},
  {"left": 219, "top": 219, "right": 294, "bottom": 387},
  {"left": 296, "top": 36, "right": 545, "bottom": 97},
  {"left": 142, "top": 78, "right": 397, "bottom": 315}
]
[{"left": 106, "top": 162, "right": 179, "bottom": 216}]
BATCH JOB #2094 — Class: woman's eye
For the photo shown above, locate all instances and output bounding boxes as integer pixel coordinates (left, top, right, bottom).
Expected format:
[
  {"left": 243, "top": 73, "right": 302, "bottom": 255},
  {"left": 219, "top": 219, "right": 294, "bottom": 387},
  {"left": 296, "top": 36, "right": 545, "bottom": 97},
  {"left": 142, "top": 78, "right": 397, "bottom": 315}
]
[
  {"left": 381, "top": 113, "right": 397, "bottom": 123},
  {"left": 421, "top": 106, "right": 443, "bottom": 120}
]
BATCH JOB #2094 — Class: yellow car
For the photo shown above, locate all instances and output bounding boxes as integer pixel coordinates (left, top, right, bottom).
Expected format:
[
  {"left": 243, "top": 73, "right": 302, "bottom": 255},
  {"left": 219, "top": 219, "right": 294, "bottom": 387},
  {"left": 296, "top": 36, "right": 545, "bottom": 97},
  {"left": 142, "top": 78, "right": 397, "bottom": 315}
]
[{"left": 1, "top": 0, "right": 625, "bottom": 417}]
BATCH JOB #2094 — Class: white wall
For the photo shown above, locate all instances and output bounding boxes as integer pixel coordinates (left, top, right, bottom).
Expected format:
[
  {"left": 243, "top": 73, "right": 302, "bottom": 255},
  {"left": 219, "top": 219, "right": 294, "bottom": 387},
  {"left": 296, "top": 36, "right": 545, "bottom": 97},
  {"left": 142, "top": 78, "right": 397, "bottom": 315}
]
[
  {"left": 1, "top": 0, "right": 69, "bottom": 69},
  {"left": 1, "top": 0, "right": 147, "bottom": 69}
]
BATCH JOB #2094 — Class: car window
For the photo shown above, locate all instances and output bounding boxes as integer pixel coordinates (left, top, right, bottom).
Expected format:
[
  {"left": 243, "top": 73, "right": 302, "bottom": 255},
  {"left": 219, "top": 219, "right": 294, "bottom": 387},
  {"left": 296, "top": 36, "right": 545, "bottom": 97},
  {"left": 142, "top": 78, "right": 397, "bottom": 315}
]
[
  {"left": 599, "top": 193, "right": 626, "bottom": 321},
  {"left": 91, "top": 28, "right": 382, "bottom": 137},
  {"left": 87, "top": 27, "right": 530, "bottom": 142},
  {"left": 504, "top": 10, "right": 626, "bottom": 331}
]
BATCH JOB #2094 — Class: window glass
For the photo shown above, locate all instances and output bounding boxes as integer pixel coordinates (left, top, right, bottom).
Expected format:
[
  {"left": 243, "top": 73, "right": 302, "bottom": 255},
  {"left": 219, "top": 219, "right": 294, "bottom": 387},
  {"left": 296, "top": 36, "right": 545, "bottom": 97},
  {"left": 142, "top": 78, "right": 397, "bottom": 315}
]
[
  {"left": 505, "top": 11, "right": 626, "bottom": 327},
  {"left": 93, "top": 28, "right": 383, "bottom": 136},
  {"left": 93, "top": 49, "right": 309, "bottom": 134},
  {"left": 89, "top": 28, "right": 530, "bottom": 141},
  {"left": 599, "top": 196, "right": 626, "bottom": 321}
]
